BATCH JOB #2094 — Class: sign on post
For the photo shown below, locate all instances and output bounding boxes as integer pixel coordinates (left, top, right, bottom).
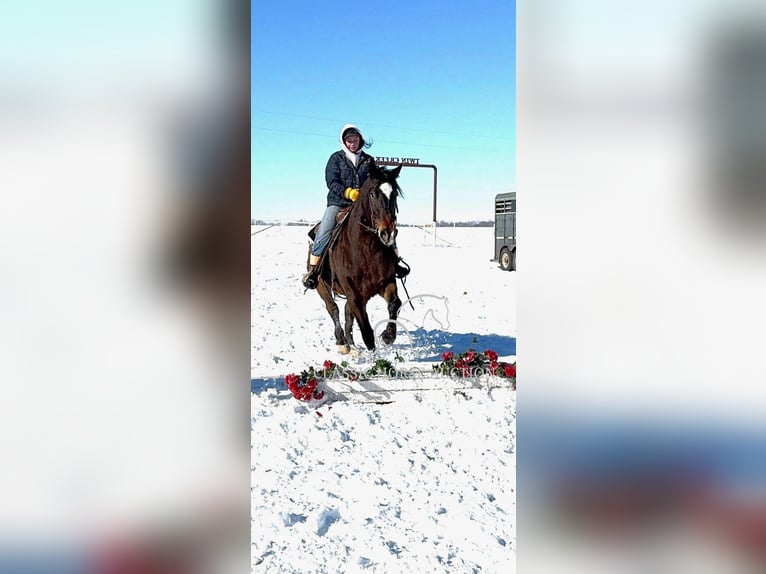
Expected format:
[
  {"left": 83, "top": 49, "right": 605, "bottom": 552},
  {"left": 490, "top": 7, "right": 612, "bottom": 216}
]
[{"left": 375, "top": 157, "right": 421, "bottom": 165}]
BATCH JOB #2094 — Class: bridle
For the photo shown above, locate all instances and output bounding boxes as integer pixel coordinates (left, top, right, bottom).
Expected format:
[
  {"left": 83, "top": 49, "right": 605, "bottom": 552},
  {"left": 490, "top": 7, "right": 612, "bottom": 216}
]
[
  {"left": 357, "top": 184, "right": 397, "bottom": 243},
  {"left": 358, "top": 220, "right": 379, "bottom": 234}
]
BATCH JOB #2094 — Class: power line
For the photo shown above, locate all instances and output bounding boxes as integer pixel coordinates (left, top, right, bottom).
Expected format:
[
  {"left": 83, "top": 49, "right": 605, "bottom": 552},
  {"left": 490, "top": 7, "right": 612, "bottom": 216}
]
[
  {"left": 251, "top": 126, "right": 333, "bottom": 139},
  {"left": 252, "top": 109, "right": 513, "bottom": 141},
  {"left": 251, "top": 126, "right": 511, "bottom": 154}
]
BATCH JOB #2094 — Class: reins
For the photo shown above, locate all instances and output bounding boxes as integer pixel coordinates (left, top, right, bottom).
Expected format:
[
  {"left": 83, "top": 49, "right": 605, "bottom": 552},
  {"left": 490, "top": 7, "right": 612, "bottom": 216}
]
[
  {"left": 355, "top": 188, "right": 381, "bottom": 235},
  {"left": 399, "top": 272, "right": 415, "bottom": 310},
  {"left": 357, "top": 220, "right": 378, "bottom": 234}
]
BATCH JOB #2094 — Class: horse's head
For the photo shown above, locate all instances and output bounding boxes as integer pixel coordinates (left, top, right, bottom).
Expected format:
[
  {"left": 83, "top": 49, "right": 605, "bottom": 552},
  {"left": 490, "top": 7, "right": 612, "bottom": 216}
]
[{"left": 360, "top": 164, "right": 403, "bottom": 247}]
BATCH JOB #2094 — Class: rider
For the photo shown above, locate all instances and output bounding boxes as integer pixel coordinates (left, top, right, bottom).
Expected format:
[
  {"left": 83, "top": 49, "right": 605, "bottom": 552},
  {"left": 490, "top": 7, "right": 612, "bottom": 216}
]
[{"left": 302, "top": 124, "right": 409, "bottom": 290}]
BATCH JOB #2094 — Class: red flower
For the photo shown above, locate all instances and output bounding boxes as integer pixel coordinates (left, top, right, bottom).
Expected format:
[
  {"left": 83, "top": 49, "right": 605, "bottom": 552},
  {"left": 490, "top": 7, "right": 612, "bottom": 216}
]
[
  {"left": 504, "top": 364, "right": 516, "bottom": 377},
  {"left": 465, "top": 351, "right": 475, "bottom": 363},
  {"left": 285, "top": 374, "right": 300, "bottom": 386},
  {"left": 284, "top": 374, "right": 325, "bottom": 401},
  {"left": 442, "top": 351, "right": 454, "bottom": 362},
  {"left": 323, "top": 360, "right": 334, "bottom": 371},
  {"left": 484, "top": 349, "right": 498, "bottom": 362},
  {"left": 489, "top": 360, "right": 498, "bottom": 374}
]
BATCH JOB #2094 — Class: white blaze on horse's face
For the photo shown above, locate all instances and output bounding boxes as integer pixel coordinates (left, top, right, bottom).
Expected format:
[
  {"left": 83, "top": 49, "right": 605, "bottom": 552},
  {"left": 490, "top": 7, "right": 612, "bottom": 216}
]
[{"left": 373, "top": 182, "right": 396, "bottom": 247}]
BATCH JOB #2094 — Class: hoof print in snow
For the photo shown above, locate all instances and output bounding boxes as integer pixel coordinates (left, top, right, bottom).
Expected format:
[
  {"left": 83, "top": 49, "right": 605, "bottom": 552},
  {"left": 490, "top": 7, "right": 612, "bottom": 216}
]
[
  {"left": 280, "top": 512, "right": 307, "bottom": 527},
  {"left": 316, "top": 508, "right": 341, "bottom": 536},
  {"left": 385, "top": 540, "right": 403, "bottom": 557}
]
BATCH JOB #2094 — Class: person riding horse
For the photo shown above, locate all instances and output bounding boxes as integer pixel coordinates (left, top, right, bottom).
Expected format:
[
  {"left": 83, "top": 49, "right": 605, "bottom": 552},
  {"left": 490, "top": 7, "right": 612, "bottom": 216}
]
[
  {"left": 309, "top": 162, "right": 405, "bottom": 352},
  {"left": 302, "top": 124, "right": 409, "bottom": 290}
]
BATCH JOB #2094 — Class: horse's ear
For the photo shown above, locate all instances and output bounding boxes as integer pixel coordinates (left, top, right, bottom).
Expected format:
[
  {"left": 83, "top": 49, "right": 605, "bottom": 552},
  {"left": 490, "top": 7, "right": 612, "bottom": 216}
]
[
  {"left": 390, "top": 165, "right": 402, "bottom": 178},
  {"left": 369, "top": 162, "right": 383, "bottom": 180}
]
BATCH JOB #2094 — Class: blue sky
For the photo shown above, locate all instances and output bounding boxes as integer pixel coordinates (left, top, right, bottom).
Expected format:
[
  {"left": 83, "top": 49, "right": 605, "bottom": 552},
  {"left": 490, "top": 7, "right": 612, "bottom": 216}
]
[{"left": 251, "top": 0, "right": 515, "bottom": 223}]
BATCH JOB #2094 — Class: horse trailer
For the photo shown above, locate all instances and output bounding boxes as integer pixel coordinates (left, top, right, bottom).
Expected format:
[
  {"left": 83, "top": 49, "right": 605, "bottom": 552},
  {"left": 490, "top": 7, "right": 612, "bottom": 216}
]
[{"left": 494, "top": 192, "right": 516, "bottom": 271}]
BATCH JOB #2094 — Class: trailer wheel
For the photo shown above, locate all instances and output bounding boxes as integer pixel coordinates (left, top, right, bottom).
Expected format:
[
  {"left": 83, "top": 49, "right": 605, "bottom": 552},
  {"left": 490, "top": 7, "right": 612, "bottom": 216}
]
[
  {"left": 500, "top": 247, "right": 512, "bottom": 271},
  {"left": 510, "top": 248, "right": 516, "bottom": 271}
]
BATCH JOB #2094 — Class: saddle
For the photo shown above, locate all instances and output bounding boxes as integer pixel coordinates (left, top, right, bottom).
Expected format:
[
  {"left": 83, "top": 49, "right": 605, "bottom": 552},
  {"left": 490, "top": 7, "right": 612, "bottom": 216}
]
[{"left": 307, "top": 206, "right": 352, "bottom": 242}]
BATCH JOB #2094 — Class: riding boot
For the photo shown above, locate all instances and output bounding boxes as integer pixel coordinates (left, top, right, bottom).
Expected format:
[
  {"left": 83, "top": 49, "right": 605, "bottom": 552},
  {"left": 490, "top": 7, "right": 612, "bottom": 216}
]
[
  {"left": 302, "top": 253, "right": 321, "bottom": 289},
  {"left": 302, "top": 265, "right": 319, "bottom": 289},
  {"left": 395, "top": 256, "right": 410, "bottom": 279}
]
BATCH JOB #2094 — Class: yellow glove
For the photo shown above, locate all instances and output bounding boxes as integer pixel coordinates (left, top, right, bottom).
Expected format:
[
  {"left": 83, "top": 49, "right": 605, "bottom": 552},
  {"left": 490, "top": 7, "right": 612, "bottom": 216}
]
[{"left": 344, "top": 187, "right": 360, "bottom": 202}]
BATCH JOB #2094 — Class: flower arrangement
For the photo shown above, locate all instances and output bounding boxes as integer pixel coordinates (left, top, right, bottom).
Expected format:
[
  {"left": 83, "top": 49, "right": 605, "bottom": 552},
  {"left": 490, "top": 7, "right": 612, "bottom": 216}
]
[
  {"left": 284, "top": 358, "right": 398, "bottom": 401},
  {"left": 433, "top": 349, "right": 516, "bottom": 380},
  {"left": 284, "top": 372, "right": 324, "bottom": 401},
  {"left": 284, "top": 351, "right": 516, "bottom": 402}
]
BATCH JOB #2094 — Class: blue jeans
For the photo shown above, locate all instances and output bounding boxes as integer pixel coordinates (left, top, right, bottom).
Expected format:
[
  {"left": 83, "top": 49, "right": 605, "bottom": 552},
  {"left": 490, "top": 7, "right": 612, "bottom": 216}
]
[{"left": 311, "top": 205, "right": 342, "bottom": 257}]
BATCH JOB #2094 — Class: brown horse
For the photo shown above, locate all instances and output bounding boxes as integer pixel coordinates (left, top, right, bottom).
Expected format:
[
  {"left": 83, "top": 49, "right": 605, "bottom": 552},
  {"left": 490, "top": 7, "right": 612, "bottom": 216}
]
[{"left": 310, "top": 164, "right": 403, "bottom": 353}]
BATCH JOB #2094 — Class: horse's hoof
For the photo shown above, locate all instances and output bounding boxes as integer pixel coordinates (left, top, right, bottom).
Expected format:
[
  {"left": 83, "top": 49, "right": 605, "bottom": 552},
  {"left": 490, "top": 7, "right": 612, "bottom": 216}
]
[
  {"left": 349, "top": 347, "right": 362, "bottom": 358},
  {"left": 338, "top": 345, "right": 350, "bottom": 355},
  {"left": 380, "top": 331, "right": 396, "bottom": 346}
]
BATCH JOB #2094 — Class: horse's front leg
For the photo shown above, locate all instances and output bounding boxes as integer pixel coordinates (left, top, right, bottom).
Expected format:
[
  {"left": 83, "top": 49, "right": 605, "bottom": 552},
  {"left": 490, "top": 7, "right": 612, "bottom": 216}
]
[
  {"left": 343, "top": 302, "right": 356, "bottom": 349},
  {"left": 317, "top": 282, "right": 348, "bottom": 353},
  {"left": 347, "top": 297, "right": 376, "bottom": 351},
  {"left": 379, "top": 282, "right": 401, "bottom": 346}
]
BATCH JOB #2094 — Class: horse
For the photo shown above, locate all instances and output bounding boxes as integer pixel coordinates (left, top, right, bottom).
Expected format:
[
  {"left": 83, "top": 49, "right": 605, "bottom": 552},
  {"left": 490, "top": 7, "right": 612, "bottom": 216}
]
[{"left": 309, "top": 164, "right": 404, "bottom": 354}]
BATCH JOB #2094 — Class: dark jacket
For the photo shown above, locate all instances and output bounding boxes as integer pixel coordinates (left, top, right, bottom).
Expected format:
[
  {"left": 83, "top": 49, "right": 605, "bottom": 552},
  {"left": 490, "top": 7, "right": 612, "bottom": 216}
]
[{"left": 324, "top": 150, "right": 376, "bottom": 207}]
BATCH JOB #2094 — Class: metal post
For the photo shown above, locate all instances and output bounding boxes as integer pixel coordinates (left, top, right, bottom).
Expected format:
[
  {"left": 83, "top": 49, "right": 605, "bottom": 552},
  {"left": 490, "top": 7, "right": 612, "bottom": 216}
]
[{"left": 431, "top": 165, "right": 438, "bottom": 247}]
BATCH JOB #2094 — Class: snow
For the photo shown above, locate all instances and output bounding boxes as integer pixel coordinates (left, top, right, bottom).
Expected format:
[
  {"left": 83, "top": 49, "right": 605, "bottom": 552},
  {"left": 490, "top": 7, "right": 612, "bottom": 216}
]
[{"left": 251, "top": 224, "right": 516, "bottom": 572}]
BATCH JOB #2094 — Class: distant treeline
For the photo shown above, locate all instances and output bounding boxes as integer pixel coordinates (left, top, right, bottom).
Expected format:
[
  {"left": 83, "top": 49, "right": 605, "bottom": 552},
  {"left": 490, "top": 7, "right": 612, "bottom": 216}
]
[
  {"left": 428, "top": 221, "right": 493, "bottom": 228},
  {"left": 252, "top": 219, "right": 493, "bottom": 227}
]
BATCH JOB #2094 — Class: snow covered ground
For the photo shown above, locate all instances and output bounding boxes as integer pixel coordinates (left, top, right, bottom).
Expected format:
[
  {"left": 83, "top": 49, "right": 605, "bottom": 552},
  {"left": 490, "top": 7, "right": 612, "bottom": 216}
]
[{"left": 251, "top": 224, "right": 516, "bottom": 573}]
